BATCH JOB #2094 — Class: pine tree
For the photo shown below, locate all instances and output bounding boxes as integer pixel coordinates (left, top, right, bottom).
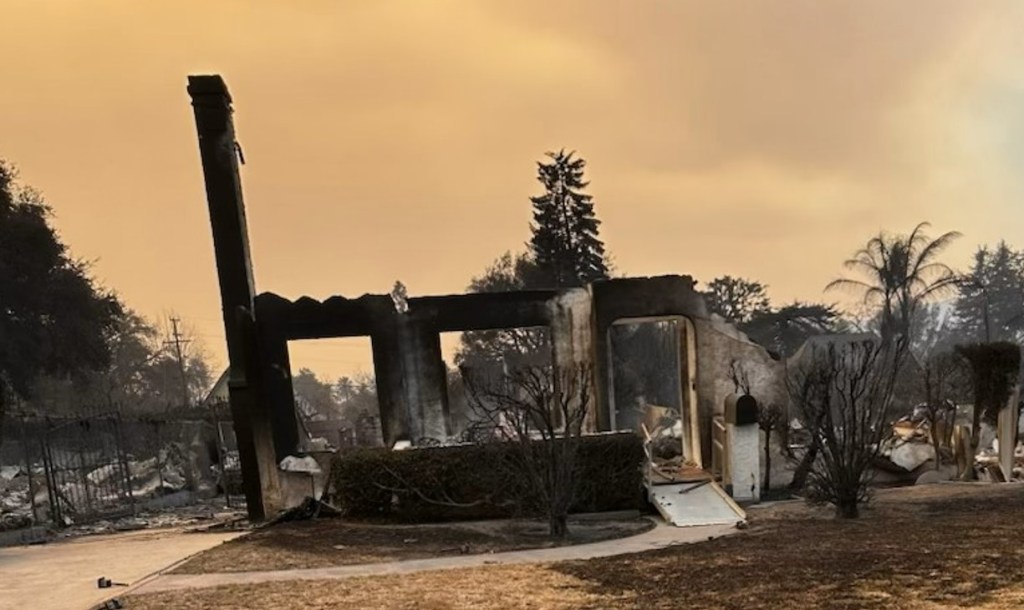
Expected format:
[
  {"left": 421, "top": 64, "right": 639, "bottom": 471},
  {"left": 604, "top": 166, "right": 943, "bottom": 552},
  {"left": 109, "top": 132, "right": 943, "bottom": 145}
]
[
  {"left": 953, "top": 242, "right": 1024, "bottom": 343},
  {"left": 528, "top": 150, "right": 608, "bottom": 288}
]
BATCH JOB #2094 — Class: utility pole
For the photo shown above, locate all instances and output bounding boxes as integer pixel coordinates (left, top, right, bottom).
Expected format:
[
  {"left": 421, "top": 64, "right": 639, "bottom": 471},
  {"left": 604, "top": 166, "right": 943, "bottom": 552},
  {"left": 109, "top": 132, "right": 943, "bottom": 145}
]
[{"left": 165, "top": 316, "right": 192, "bottom": 408}]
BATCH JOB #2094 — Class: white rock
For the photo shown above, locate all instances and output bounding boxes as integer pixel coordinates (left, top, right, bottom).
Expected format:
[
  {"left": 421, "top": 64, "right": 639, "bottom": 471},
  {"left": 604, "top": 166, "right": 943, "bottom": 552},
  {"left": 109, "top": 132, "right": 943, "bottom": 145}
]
[
  {"left": 392, "top": 440, "right": 413, "bottom": 451},
  {"left": 0, "top": 466, "right": 21, "bottom": 481}
]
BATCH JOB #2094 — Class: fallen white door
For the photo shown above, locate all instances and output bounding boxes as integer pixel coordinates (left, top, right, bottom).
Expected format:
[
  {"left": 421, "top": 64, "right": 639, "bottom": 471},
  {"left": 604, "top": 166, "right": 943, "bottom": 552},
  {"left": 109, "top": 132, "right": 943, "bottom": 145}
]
[{"left": 648, "top": 480, "right": 746, "bottom": 527}]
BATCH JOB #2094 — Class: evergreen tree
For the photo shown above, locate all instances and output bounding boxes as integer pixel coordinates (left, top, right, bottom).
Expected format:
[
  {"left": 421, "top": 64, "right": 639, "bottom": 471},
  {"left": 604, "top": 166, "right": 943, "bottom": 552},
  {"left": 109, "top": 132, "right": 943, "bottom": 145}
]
[
  {"left": 457, "top": 252, "right": 550, "bottom": 369},
  {"left": 528, "top": 150, "right": 608, "bottom": 288},
  {"left": 741, "top": 302, "right": 845, "bottom": 358},
  {"left": 701, "top": 276, "right": 771, "bottom": 324},
  {"left": 0, "top": 160, "right": 121, "bottom": 425},
  {"left": 952, "top": 242, "right": 1024, "bottom": 343}
]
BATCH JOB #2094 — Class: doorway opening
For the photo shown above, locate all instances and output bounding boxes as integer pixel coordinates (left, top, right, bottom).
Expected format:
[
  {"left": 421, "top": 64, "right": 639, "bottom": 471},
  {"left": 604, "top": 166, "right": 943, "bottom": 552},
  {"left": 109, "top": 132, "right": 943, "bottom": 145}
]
[{"left": 607, "top": 316, "right": 700, "bottom": 468}]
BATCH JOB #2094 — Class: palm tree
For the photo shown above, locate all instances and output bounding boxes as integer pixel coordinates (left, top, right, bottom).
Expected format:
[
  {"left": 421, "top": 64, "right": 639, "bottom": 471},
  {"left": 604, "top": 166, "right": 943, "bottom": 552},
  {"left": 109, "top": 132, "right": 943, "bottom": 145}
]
[{"left": 826, "top": 222, "right": 961, "bottom": 343}]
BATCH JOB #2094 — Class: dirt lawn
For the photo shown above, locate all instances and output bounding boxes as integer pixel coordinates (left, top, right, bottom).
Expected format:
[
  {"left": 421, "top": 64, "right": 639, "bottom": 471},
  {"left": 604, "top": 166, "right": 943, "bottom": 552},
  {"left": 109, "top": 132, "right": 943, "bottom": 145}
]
[
  {"left": 173, "top": 515, "right": 654, "bottom": 573},
  {"left": 129, "top": 483, "right": 1024, "bottom": 610}
]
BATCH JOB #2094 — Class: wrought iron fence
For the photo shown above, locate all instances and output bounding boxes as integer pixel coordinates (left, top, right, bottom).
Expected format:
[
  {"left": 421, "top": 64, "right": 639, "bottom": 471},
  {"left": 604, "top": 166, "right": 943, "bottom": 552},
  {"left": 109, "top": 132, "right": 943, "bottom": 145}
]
[
  {"left": 41, "top": 413, "right": 134, "bottom": 526},
  {"left": 1, "top": 409, "right": 241, "bottom": 530}
]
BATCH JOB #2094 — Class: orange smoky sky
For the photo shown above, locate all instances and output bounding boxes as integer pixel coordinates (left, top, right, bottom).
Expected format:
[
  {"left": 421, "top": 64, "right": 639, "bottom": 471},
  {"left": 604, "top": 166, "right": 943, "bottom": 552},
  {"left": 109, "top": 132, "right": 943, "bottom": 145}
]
[{"left": 2, "top": 1, "right": 1023, "bottom": 382}]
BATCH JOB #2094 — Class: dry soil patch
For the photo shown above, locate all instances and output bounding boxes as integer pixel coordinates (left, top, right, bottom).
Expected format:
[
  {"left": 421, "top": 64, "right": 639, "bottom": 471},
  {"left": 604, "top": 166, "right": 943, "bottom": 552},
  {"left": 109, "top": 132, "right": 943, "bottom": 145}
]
[
  {"left": 173, "top": 515, "right": 653, "bottom": 574},
  {"left": 130, "top": 484, "right": 1024, "bottom": 610}
]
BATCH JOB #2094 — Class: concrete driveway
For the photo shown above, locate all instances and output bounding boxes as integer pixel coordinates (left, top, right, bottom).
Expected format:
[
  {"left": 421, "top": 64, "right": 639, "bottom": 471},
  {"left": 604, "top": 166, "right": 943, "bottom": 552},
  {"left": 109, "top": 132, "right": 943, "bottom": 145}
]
[{"left": 0, "top": 527, "right": 241, "bottom": 610}]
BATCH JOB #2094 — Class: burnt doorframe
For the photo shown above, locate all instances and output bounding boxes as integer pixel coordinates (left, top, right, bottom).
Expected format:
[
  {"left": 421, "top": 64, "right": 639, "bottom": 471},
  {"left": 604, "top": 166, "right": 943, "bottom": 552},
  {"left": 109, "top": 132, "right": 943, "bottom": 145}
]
[{"left": 605, "top": 315, "right": 701, "bottom": 468}]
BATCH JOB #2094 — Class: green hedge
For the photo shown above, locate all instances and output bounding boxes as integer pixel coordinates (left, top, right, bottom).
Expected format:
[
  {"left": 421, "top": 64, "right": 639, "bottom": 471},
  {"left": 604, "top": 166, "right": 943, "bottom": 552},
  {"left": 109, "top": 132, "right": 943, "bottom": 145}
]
[{"left": 328, "top": 432, "right": 645, "bottom": 522}]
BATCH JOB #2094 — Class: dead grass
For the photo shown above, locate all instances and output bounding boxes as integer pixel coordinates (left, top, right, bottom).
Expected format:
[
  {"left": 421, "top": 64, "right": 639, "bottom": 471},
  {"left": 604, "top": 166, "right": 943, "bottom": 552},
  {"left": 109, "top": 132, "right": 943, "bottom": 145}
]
[
  {"left": 129, "top": 484, "right": 1024, "bottom": 610},
  {"left": 174, "top": 516, "right": 653, "bottom": 574},
  {"left": 129, "top": 563, "right": 637, "bottom": 609}
]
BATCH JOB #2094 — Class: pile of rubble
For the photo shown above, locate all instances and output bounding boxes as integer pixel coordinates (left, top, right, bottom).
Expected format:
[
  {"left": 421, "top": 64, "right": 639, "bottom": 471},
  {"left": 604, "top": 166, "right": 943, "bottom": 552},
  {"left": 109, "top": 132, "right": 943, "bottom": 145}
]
[
  {"left": 878, "top": 407, "right": 1024, "bottom": 483},
  {"left": 0, "top": 465, "right": 38, "bottom": 531},
  {"left": 0, "top": 441, "right": 238, "bottom": 532},
  {"left": 55, "top": 498, "right": 247, "bottom": 538},
  {"left": 975, "top": 438, "right": 1024, "bottom": 481},
  {"left": 881, "top": 416, "right": 940, "bottom": 474}
]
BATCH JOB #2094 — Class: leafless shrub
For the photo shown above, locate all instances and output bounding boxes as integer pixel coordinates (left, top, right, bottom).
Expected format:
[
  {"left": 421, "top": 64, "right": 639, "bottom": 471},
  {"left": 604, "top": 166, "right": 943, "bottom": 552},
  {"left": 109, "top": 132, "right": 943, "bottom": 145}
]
[
  {"left": 758, "top": 402, "right": 784, "bottom": 492},
  {"left": 919, "top": 350, "right": 968, "bottom": 469},
  {"left": 788, "top": 338, "right": 908, "bottom": 518},
  {"left": 461, "top": 362, "right": 593, "bottom": 538}
]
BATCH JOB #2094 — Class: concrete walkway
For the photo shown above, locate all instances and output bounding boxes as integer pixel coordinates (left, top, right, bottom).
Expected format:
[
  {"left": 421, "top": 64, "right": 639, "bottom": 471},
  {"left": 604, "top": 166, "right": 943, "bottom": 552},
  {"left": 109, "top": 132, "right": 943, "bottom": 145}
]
[
  {"left": 0, "top": 527, "right": 242, "bottom": 610},
  {"left": 133, "top": 520, "right": 738, "bottom": 595}
]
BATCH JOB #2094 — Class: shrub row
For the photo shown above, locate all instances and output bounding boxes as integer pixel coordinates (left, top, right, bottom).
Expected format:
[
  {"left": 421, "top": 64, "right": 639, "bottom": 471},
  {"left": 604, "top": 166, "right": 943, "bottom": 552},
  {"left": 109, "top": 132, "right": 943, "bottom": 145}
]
[{"left": 327, "top": 432, "right": 645, "bottom": 522}]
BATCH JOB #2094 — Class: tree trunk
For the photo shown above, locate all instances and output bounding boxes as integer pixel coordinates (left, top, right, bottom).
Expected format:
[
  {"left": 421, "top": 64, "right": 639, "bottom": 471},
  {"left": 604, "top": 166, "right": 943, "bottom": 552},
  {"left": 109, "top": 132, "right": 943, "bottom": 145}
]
[
  {"left": 549, "top": 512, "right": 569, "bottom": 539},
  {"left": 789, "top": 444, "right": 818, "bottom": 491},
  {"left": 932, "top": 423, "right": 942, "bottom": 471},
  {"left": 835, "top": 497, "right": 860, "bottom": 519},
  {"left": 960, "top": 405, "right": 982, "bottom": 481}
]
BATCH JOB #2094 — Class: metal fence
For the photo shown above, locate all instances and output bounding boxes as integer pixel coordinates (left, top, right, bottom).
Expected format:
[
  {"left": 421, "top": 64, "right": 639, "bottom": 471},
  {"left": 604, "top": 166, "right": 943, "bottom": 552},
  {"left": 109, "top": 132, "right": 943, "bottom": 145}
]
[
  {"left": 42, "top": 413, "right": 134, "bottom": 526},
  {"left": 1, "top": 410, "right": 241, "bottom": 530}
]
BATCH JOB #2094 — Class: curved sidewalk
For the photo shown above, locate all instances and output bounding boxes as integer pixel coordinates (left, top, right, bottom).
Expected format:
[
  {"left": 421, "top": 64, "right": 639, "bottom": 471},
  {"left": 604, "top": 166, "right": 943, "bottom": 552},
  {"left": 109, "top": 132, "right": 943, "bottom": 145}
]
[{"left": 133, "top": 520, "right": 739, "bottom": 595}]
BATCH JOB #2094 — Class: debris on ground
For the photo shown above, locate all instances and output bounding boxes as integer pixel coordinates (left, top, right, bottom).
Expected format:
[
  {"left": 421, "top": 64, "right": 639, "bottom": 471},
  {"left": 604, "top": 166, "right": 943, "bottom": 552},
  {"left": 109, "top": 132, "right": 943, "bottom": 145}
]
[
  {"left": 1, "top": 436, "right": 245, "bottom": 536},
  {"left": 886, "top": 439, "right": 936, "bottom": 472},
  {"left": 268, "top": 496, "right": 341, "bottom": 525},
  {"left": 0, "top": 466, "right": 40, "bottom": 531},
  {"left": 56, "top": 498, "right": 247, "bottom": 539},
  {"left": 97, "top": 576, "right": 129, "bottom": 589},
  {"left": 279, "top": 455, "right": 322, "bottom": 474}
]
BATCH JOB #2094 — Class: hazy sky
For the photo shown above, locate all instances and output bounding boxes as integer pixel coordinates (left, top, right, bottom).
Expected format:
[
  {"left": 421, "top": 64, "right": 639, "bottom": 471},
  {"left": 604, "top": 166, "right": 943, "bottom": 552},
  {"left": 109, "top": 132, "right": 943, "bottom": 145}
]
[{"left": 3, "top": 1, "right": 1023, "bottom": 381}]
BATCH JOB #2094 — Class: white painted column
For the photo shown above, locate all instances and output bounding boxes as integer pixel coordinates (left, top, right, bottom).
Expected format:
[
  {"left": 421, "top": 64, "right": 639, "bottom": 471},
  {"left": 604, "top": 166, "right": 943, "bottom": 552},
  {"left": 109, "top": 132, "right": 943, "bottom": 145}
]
[{"left": 725, "top": 394, "right": 760, "bottom": 502}]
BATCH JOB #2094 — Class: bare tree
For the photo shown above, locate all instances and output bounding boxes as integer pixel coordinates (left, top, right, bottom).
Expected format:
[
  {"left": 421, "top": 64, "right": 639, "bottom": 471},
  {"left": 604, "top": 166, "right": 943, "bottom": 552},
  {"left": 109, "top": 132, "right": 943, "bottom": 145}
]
[
  {"left": 758, "top": 402, "right": 784, "bottom": 493},
  {"left": 729, "top": 359, "right": 752, "bottom": 395},
  {"left": 702, "top": 276, "right": 771, "bottom": 324},
  {"left": 919, "top": 350, "right": 968, "bottom": 469},
  {"left": 954, "top": 342, "right": 1021, "bottom": 478},
  {"left": 788, "top": 338, "right": 908, "bottom": 518},
  {"left": 462, "top": 362, "right": 593, "bottom": 538}
]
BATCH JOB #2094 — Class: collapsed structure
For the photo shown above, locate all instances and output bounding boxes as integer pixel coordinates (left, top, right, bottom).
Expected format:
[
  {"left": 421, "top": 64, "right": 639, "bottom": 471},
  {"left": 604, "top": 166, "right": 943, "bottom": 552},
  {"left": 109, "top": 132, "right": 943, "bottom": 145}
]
[{"left": 187, "top": 75, "right": 783, "bottom": 520}]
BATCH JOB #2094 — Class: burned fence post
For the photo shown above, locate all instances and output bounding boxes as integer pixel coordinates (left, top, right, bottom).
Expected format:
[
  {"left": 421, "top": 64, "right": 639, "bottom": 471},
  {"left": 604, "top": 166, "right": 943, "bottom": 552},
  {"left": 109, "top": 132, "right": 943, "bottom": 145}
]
[
  {"left": 114, "top": 414, "right": 135, "bottom": 515},
  {"left": 20, "top": 418, "right": 39, "bottom": 524}
]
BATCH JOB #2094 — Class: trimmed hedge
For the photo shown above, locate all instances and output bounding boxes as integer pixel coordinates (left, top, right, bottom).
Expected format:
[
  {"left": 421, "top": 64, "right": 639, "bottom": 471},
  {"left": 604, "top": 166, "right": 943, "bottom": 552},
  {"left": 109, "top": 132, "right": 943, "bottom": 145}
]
[{"left": 328, "top": 432, "right": 645, "bottom": 522}]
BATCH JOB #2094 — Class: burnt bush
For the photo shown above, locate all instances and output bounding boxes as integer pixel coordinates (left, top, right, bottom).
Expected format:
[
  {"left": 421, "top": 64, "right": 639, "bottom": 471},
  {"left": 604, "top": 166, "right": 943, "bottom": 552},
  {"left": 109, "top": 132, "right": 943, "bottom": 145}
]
[
  {"left": 955, "top": 342, "right": 1021, "bottom": 426},
  {"left": 328, "top": 432, "right": 644, "bottom": 523}
]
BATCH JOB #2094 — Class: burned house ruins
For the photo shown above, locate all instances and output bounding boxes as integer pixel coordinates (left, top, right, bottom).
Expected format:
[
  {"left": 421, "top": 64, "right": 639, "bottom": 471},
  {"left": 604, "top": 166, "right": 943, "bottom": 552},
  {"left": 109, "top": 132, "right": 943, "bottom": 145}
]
[{"left": 187, "top": 75, "right": 784, "bottom": 520}]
